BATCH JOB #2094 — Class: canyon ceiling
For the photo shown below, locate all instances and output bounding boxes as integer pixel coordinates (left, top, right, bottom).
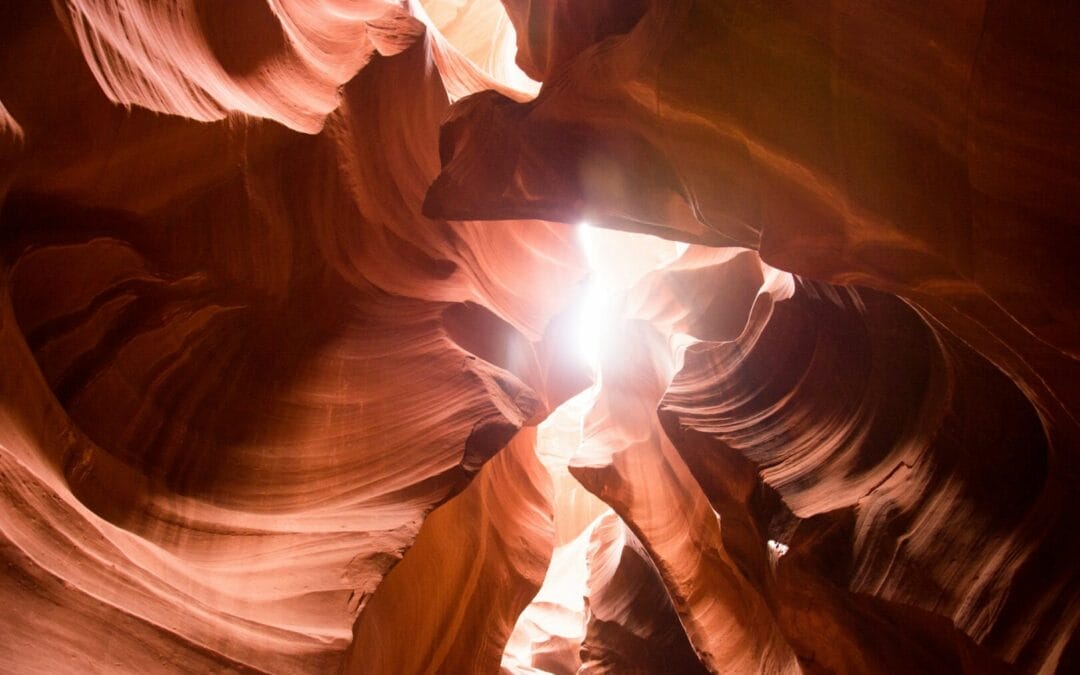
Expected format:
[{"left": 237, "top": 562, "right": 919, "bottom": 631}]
[{"left": 0, "top": 1, "right": 1078, "bottom": 673}]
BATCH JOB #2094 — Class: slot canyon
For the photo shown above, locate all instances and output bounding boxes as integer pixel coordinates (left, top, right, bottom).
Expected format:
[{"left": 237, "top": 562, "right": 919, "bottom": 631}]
[{"left": 0, "top": 1, "right": 1077, "bottom": 673}]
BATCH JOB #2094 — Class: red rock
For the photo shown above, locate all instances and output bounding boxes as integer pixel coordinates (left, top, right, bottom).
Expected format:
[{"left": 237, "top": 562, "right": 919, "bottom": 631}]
[{"left": 0, "top": 0, "right": 1076, "bottom": 672}]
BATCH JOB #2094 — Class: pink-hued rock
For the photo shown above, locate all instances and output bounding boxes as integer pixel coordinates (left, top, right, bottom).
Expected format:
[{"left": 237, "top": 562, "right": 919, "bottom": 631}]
[
  {"left": 0, "top": 0, "right": 1077, "bottom": 672},
  {"left": 0, "top": 3, "right": 584, "bottom": 670},
  {"left": 346, "top": 428, "right": 556, "bottom": 674}
]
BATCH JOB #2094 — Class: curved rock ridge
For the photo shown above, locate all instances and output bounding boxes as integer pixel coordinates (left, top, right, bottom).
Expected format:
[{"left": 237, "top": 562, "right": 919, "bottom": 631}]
[
  {"left": 660, "top": 281, "right": 1061, "bottom": 672},
  {"left": 51, "top": 0, "right": 537, "bottom": 133},
  {"left": 52, "top": 0, "right": 418, "bottom": 132},
  {"left": 424, "top": 0, "right": 1080, "bottom": 418},
  {"left": 502, "top": 507, "right": 595, "bottom": 674},
  {"left": 346, "top": 427, "right": 556, "bottom": 674},
  {"left": 579, "top": 511, "right": 709, "bottom": 675},
  {"left": 498, "top": 231, "right": 794, "bottom": 674},
  {"left": 502, "top": 508, "right": 712, "bottom": 675},
  {"left": 0, "top": 0, "right": 1077, "bottom": 673},
  {"left": 555, "top": 229, "right": 799, "bottom": 673},
  {"left": 568, "top": 316, "right": 798, "bottom": 674},
  {"left": 416, "top": 0, "right": 540, "bottom": 98},
  {"left": 0, "top": 4, "right": 589, "bottom": 672},
  {"left": 508, "top": 220, "right": 1072, "bottom": 673},
  {"left": 419, "top": 4, "right": 1080, "bottom": 666},
  {"left": 500, "top": 390, "right": 612, "bottom": 674},
  {"left": 499, "top": 0, "right": 648, "bottom": 83}
]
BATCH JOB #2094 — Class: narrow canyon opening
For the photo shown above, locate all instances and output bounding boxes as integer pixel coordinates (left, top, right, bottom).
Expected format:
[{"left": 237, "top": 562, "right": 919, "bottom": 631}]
[{"left": 502, "top": 225, "right": 698, "bottom": 671}]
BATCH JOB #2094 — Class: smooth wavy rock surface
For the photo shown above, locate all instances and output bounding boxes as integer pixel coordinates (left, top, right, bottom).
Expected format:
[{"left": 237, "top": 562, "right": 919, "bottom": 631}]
[
  {"left": 1, "top": 3, "right": 582, "bottom": 671},
  {"left": 579, "top": 511, "right": 709, "bottom": 675},
  {"left": 1, "top": 0, "right": 1077, "bottom": 673},
  {"left": 425, "top": 0, "right": 1080, "bottom": 420},
  {"left": 346, "top": 427, "right": 556, "bottom": 674},
  {"left": 660, "top": 283, "right": 1048, "bottom": 673}
]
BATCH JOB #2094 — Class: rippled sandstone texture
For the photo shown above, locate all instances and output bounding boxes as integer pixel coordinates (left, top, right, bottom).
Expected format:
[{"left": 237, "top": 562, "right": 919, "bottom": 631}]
[{"left": 1, "top": 1, "right": 1077, "bottom": 673}]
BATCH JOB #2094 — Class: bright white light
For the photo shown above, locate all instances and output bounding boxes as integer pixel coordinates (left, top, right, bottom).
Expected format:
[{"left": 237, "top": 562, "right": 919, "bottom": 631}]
[
  {"left": 767, "top": 539, "right": 789, "bottom": 557},
  {"left": 577, "top": 221, "right": 597, "bottom": 267},
  {"left": 577, "top": 222, "right": 614, "bottom": 374},
  {"left": 577, "top": 278, "right": 611, "bottom": 373},
  {"left": 574, "top": 221, "right": 692, "bottom": 374}
]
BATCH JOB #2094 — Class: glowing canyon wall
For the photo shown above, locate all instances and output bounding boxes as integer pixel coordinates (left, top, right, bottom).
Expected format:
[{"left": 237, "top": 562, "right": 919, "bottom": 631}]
[{"left": 0, "top": 1, "right": 1076, "bottom": 673}]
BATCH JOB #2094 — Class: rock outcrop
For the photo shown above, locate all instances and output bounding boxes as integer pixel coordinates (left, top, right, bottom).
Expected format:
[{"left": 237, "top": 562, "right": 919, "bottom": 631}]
[{"left": 0, "top": 1, "right": 1076, "bottom": 673}]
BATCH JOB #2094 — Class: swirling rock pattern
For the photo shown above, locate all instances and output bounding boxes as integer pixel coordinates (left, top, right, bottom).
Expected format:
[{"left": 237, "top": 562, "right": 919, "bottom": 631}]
[
  {"left": 660, "top": 283, "right": 1048, "bottom": 673},
  {"left": 346, "top": 428, "right": 556, "bottom": 674},
  {"left": 1, "top": 2, "right": 581, "bottom": 671},
  {"left": 0, "top": 0, "right": 1077, "bottom": 673},
  {"left": 579, "top": 511, "right": 709, "bottom": 675}
]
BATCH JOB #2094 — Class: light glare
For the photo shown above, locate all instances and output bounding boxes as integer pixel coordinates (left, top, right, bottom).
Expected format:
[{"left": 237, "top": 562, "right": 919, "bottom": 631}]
[
  {"left": 574, "top": 221, "right": 692, "bottom": 374},
  {"left": 577, "top": 222, "right": 612, "bottom": 374}
]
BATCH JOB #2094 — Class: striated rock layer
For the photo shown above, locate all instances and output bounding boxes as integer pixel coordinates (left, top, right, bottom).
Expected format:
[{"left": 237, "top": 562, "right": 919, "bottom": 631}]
[
  {"left": 1, "top": 0, "right": 1078, "bottom": 673},
  {"left": 1, "top": 2, "right": 581, "bottom": 671}
]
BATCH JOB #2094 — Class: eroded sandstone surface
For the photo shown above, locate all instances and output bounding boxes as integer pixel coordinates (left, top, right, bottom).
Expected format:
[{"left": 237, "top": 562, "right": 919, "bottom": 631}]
[{"left": 0, "top": 1, "right": 1076, "bottom": 673}]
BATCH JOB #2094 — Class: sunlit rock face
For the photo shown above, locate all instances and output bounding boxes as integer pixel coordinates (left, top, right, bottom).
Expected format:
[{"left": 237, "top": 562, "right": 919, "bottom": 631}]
[{"left": 0, "top": 1, "right": 1076, "bottom": 673}]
